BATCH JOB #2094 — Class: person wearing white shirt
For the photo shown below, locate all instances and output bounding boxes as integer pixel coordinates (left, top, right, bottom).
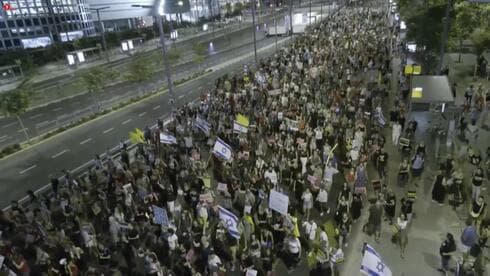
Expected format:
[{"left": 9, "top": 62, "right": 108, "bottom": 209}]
[
  {"left": 264, "top": 167, "right": 278, "bottom": 187},
  {"left": 285, "top": 235, "right": 301, "bottom": 271},
  {"left": 392, "top": 121, "right": 402, "bottom": 145},
  {"left": 302, "top": 189, "right": 314, "bottom": 220},
  {"left": 395, "top": 214, "right": 409, "bottom": 258},
  {"left": 166, "top": 228, "right": 179, "bottom": 251}
]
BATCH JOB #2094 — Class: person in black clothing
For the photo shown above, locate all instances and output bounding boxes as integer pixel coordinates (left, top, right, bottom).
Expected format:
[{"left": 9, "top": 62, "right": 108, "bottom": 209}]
[
  {"left": 49, "top": 174, "right": 59, "bottom": 196},
  {"left": 376, "top": 150, "right": 388, "bottom": 179},
  {"left": 439, "top": 233, "right": 456, "bottom": 273},
  {"left": 431, "top": 170, "right": 447, "bottom": 205}
]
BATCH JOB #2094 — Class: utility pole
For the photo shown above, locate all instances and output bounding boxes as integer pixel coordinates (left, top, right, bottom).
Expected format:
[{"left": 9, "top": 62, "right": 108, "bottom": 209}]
[
  {"left": 90, "top": 7, "right": 110, "bottom": 62},
  {"left": 251, "top": 0, "right": 258, "bottom": 63},
  {"left": 438, "top": 0, "right": 452, "bottom": 74},
  {"left": 309, "top": 0, "right": 312, "bottom": 25},
  {"left": 289, "top": 0, "right": 293, "bottom": 39},
  {"left": 273, "top": 0, "right": 278, "bottom": 50}
]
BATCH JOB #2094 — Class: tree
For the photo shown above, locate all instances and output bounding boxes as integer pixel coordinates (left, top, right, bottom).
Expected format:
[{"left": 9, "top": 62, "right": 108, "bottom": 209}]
[
  {"left": 126, "top": 54, "right": 155, "bottom": 83},
  {"left": 225, "top": 2, "right": 232, "bottom": 17},
  {"left": 449, "top": 1, "right": 481, "bottom": 62},
  {"left": 192, "top": 42, "right": 207, "bottom": 70},
  {"left": 233, "top": 2, "right": 244, "bottom": 16},
  {"left": 167, "top": 48, "right": 183, "bottom": 66},
  {"left": 80, "top": 67, "right": 119, "bottom": 110},
  {"left": 471, "top": 28, "right": 490, "bottom": 56},
  {"left": 0, "top": 81, "right": 33, "bottom": 142}
]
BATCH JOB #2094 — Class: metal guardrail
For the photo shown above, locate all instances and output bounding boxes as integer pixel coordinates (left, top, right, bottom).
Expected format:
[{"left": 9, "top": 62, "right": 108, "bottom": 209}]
[{"left": 2, "top": 3, "right": 344, "bottom": 212}]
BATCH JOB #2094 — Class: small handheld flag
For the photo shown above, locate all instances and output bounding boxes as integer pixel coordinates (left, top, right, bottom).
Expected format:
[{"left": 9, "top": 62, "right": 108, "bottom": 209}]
[
  {"left": 218, "top": 206, "right": 240, "bottom": 239},
  {"left": 129, "top": 128, "right": 145, "bottom": 144},
  {"left": 212, "top": 137, "right": 232, "bottom": 161},
  {"left": 360, "top": 244, "right": 392, "bottom": 276}
]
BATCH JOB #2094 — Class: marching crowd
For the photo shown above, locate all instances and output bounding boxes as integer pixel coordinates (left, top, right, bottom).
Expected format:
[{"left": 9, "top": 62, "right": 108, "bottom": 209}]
[{"left": 0, "top": 1, "right": 488, "bottom": 276}]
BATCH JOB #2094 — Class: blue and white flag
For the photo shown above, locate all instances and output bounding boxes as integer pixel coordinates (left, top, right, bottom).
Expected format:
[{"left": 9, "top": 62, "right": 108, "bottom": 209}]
[
  {"left": 360, "top": 244, "right": 392, "bottom": 276},
  {"left": 218, "top": 206, "right": 240, "bottom": 239},
  {"left": 194, "top": 116, "right": 210, "bottom": 135},
  {"left": 160, "top": 133, "right": 177, "bottom": 144},
  {"left": 213, "top": 137, "right": 232, "bottom": 161},
  {"left": 233, "top": 121, "right": 248, "bottom": 134}
]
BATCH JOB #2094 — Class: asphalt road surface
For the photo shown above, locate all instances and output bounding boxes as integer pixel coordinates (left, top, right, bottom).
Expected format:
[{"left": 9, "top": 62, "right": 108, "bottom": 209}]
[
  {"left": 0, "top": 26, "right": 274, "bottom": 148},
  {"left": 0, "top": 32, "right": 297, "bottom": 208}
]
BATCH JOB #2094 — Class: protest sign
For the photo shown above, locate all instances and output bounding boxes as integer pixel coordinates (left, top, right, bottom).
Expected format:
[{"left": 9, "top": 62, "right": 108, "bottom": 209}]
[
  {"left": 152, "top": 205, "right": 169, "bottom": 226},
  {"left": 269, "top": 190, "right": 289, "bottom": 215}
]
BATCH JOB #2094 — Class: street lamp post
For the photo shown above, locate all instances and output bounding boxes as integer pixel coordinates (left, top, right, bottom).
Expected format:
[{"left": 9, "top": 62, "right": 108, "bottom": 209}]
[
  {"left": 289, "top": 0, "right": 293, "bottom": 39},
  {"left": 132, "top": 4, "right": 176, "bottom": 117},
  {"left": 273, "top": 0, "right": 278, "bottom": 51},
  {"left": 90, "top": 7, "right": 110, "bottom": 62},
  {"left": 438, "top": 0, "right": 452, "bottom": 74},
  {"left": 251, "top": 0, "right": 258, "bottom": 63}
]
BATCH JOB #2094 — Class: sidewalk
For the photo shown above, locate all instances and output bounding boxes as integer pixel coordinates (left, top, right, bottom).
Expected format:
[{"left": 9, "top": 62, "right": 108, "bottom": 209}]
[{"left": 341, "top": 52, "right": 490, "bottom": 276}]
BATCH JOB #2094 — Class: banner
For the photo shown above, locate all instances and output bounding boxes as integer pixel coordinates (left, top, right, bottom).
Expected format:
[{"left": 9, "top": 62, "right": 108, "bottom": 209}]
[
  {"left": 269, "top": 190, "right": 289, "bottom": 215},
  {"left": 234, "top": 121, "right": 248, "bottom": 133}
]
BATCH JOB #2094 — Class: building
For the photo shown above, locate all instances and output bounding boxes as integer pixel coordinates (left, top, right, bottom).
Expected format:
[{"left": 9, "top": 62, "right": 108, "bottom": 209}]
[{"left": 0, "top": 0, "right": 96, "bottom": 50}]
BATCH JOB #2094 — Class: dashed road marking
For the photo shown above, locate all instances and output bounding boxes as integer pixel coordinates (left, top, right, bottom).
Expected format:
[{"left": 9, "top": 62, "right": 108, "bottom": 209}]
[
  {"left": 122, "top": 118, "right": 132, "bottom": 125},
  {"left": 138, "top": 112, "right": 147, "bottom": 117},
  {"left": 53, "top": 107, "right": 63, "bottom": 112},
  {"left": 103, "top": 127, "right": 114, "bottom": 134},
  {"left": 178, "top": 95, "right": 185, "bottom": 99},
  {"left": 51, "top": 149, "right": 69, "bottom": 159},
  {"left": 29, "top": 113, "right": 43, "bottom": 120},
  {"left": 19, "top": 165, "right": 37, "bottom": 175},
  {"left": 79, "top": 138, "right": 92, "bottom": 145},
  {"left": 2, "top": 122, "right": 17, "bottom": 128},
  {"left": 18, "top": 128, "right": 28, "bottom": 133},
  {"left": 153, "top": 105, "right": 161, "bottom": 110}
]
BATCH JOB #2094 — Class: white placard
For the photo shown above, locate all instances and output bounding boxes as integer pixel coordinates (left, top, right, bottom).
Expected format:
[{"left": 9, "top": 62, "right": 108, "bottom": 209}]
[
  {"left": 246, "top": 269, "right": 258, "bottom": 276},
  {"left": 269, "top": 190, "right": 289, "bottom": 215}
]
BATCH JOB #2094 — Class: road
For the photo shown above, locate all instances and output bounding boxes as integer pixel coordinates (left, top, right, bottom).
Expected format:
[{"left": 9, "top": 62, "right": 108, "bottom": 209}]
[
  {"left": 0, "top": 28, "right": 299, "bottom": 207},
  {"left": 0, "top": 25, "right": 277, "bottom": 148}
]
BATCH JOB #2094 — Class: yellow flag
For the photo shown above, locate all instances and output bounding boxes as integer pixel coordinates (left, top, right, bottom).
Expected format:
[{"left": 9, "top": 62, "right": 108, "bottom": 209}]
[
  {"left": 129, "top": 128, "right": 145, "bottom": 144},
  {"left": 236, "top": 114, "right": 249, "bottom": 127},
  {"left": 404, "top": 65, "right": 413, "bottom": 75},
  {"left": 413, "top": 65, "right": 422, "bottom": 75}
]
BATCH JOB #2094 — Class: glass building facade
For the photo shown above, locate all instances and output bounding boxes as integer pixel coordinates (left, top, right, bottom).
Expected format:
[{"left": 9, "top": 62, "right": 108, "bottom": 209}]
[{"left": 0, "top": 0, "right": 95, "bottom": 49}]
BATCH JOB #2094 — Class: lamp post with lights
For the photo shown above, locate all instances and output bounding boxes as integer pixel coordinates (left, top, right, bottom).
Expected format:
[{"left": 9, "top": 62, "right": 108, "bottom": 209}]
[{"left": 132, "top": 2, "right": 176, "bottom": 117}]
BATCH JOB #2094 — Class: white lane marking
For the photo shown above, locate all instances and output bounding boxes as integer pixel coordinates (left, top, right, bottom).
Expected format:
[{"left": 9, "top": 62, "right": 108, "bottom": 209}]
[
  {"left": 103, "top": 127, "right": 114, "bottom": 134},
  {"left": 29, "top": 113, "right": 43, "bottom": 119},
  {"left": 2, "top": 122, "right": 17, "bottom": 128},
  {"left": 178, "top": 95, "right": 185, "bottom": 99},
  {"left": 122, "top": 118, "right": 132, "bottom": 125},
  {"left": 198, "top": 86, "right": 203, "bottom": 90},
  {"left": 18, "top": 128, "right": 28, "bottom": 133},
  {"left": 53, "top": 107, "right": 63, "bottom": 112},
  {"left": 138, "top": 112, "right": 147, "bottom": 117},
  {"left": 0, "top": 136, "right": 8, "bottom": 143},
  {"left": 79, "top": 138, "right": 92, "bottom": 145},
  {"left": 153, "top": 105, "right": 161, "bottom": 110},
  {"left": 51, "top": 149, "right": 69, "bottom": 159},
  {"left": 19, "top": 165, "right": 37, "bottom": 175}
]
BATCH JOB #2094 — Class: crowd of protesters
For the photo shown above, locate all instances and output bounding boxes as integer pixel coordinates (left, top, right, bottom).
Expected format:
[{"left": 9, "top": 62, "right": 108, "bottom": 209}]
[{"left": 0, "top": 0, "right": 488, "bottom": 275}]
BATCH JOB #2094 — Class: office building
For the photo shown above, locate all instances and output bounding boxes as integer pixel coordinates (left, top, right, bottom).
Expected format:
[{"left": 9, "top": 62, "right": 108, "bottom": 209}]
[{"left": 0, "top": 0, "right": 95, "bottom": 50}]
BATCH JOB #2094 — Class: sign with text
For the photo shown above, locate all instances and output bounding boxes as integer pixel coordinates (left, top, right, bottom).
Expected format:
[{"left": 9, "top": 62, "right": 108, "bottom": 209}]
[{"left": 269, "top": 190, "right": 289, "bottom": 215}]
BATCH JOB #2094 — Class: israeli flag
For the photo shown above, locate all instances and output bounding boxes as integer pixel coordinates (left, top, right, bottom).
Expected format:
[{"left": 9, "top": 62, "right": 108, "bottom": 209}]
[
  {"left": 213, "top": 138, "right": 232, "bottom": 161},
  {"left": 360, "top": 244, "right": 392, "bottom": 276},
  {"left": 233, "top": 121, "right": 248, "bottom": 134},
  {"left": 218, "top": 206, "right": 240, "bottom": 239},
  {"left": 194, "top": 116, "right": 210, "bottom": 135},
  {"left": 159, "top": 133, "right": 177, "bottom": 144}
]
